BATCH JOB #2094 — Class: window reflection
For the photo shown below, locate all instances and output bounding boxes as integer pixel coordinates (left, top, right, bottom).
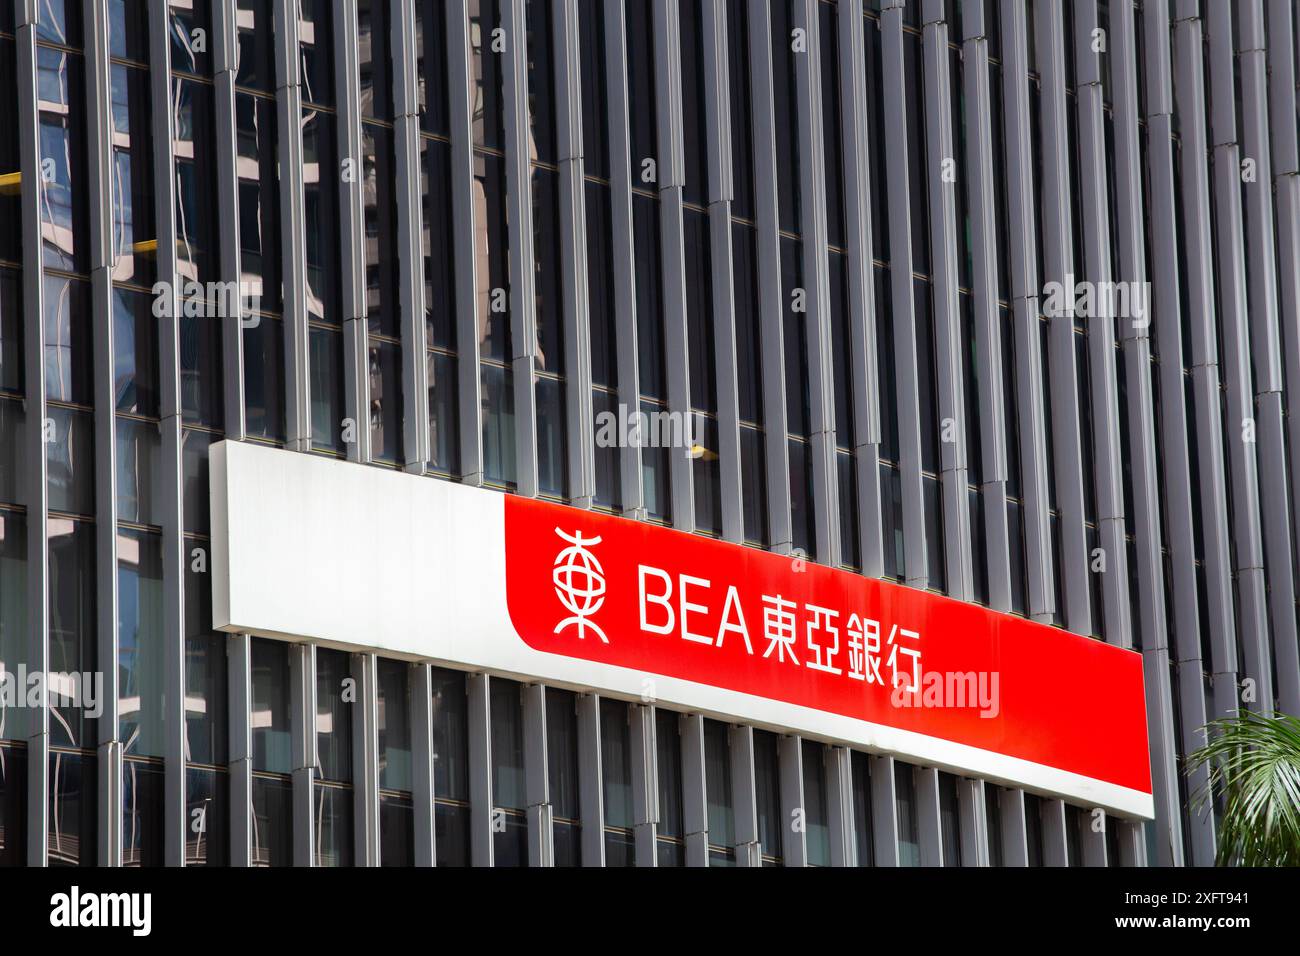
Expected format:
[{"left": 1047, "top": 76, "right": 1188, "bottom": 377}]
[
  {"left": 546, "top": 689, "right": 580, "bottom": 866},
  {"left": 38, "top": 46, "right": 86, "bottom": 271},
  {"left": 0, "top": 743, "right": 27, "bottom": 865},
  {"left": 704, "top": 719, "right": 734, "bottom": 864},
  {"left": 302, "top": 109, "right": 340, "bottom": 325},
  {"left": 48, "top": 751, "right": 95, "bottom": 866},
  {"left": 431, "top": 668, "right": 469, "bottom": 866},
  {"left": 110, "top": 63, "right": 156, "bottom": 286},
  {"left": 172, "top": 77, "right": 217, "bottom": 285},
  {"left": 600, "top": 698, "right": 634, "bottom": 866},
  {"left": 378, "top": 658, "right": 413, "bottom": 865},
  {"left": 185, "top": 766, "right": 228, "bottom": 866},
  {"left": 251, "top": 774, "right": 291, "bottom": 866},
  {"left": 117, "top": 529, "right": 165, "bottom": 757},
  {"left": 490, "top": 678, "right": 525, "bottom": 866},
  {"left": 121, "top": 758, "right": 163, "bottom": 866},
  {"left": 655, "top": 709, "right": 683, "bottom": 866},
  {"left": 236, "top": 91, "right": 281, "bottom": 315},
  {"left": 47, "top": 518, "right": 95, "bottom": 750},
  {"left": 168, "top": 0, "right": 211, "bottom": 77}
]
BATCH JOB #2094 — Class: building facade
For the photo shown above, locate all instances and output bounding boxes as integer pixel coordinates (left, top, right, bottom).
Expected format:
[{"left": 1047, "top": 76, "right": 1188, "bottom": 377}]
[{"left": 0, "top": 0, "right": 1298, "bottom": 868}]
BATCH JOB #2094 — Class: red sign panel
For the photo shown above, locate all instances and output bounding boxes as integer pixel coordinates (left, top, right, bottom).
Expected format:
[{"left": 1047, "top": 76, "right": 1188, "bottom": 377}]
[{"left": 504, "top": 496, "right": 1152, "bottom": 799}]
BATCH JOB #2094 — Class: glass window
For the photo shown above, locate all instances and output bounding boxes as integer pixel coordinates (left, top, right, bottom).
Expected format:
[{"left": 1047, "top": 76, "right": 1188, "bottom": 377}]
[
  {"left": 923, "top": 474, "right": 946, "bottom": 592},
  {"left": 378, "top": 659, "right": 412, "bottom": 866},
  {"left": 314, "top": 782, "right": 353, "bottom": 866},
  {"left": 121, "top": 759, "right": 164, "bottom": 866},
  {"left": 851, "top": 751, "right": 872, "bottom": 866},
  {"left": 685, "top": 209, "right": 716, "bottom": 413},
  {"left": 481, "top": 362, "right": 515, "bottom": 487},
  {"left": 38, "top": 45, "right": 88, "bottom": 272},
  {"left": 577, "top": 0, "right": 608, "bottom": 178},
  {"left": 624, "top": 0, "right": 656, "bottom": 180},
  {"left": 172, "top": 77, "right": 218, "bottom": 286},
  {"left": 525, "top": 0, "right": 556, "bottom": 163},
  {"left": 369, "top": 339, "right": 403, "bottom": 464},
  {"left": 44, "top": 275, "right": 92, "bottom": 405},
  {"left": 309, "top": 327, "right": 344, "bottom": 452},
  {"left": 0, "top": 743, "right": 26, "bottom": 864},
  {"left": 181, "top": 427, "right": 214, "bottom": 534},
  {"left": 47, "top": 518, "right": 95, "bottom": 750},
  {"left": 781, "top": 237, "right": 808, "bottom": 436},
  {"left": 469, "top": 0, "right": 505, "bottom": 149},
  {"left": 422, "top": 138, "right": 456, "bottom": 350},
  {"left": 427, "top": 349, "right": 459, "bottom": 474},
  {"left": 546, "top": 689, "right": 580, "bottom": 866},
  {"left": 117, "top": 529, "right": 165, "bottom": 758},
  {"left": 939, "top": 770, "right": 961, "bottom": 866},
  {"left": 903, "top": 29, "right": 929, "bottom": 274},
  {"left": 770, "top": 0, "right": 801, "bottom": 233},
  {"left": 754, "top": 730, "right": 782, "bottom": 863},
  {"left": 654, "top": 709, "right": 683, "bottom": 866},
  {"left": 180, "top": 312, "right": 224, "bottom": 430},
  {"left": 474, "top": 151, "right": 511, "bottom": 360},
  {"left": 490, "top": 679, "right": 526, "bottom": 866},
  {"left": 377, "top": 659, "right": 411, "bottom": 793},
  {"left": 1025, "top": 793, "right": 1044, "bottom": 867},
  {"left": 36, "top": 0, "right": 83, "bottom": 47},
  {"left": 113, "top": 288, "right": 159, "bottom": 416},
  {"left": 380, "top": 792, "right": 414, "bottom": 867},
  {"left": 986, "top": 786, "right": 1003, "bottom": 867},
  {"left": 726, "top": 0, "right": 753, "bottom": 219},
  {"left": 243, "top": 317, "right": 284, "bottom": 442},
  {"left": 115, "top": 418, "right": 161, "bottom": 526},
  {"left": 894, "top": 763, "right": 920, "bottom": 866},
  {"left": 250, "top": 774, "right": 291, "bottom": 866},
  {"left": 599, "top": 698, "right": 634, "bottom": 865},
  {"left": 303, "top": 108, "right": 340, "bottom": 325},
  {"left": 416, "top": 0, "right": 450, "bottom": 135},
  {"left": 47, "top": 406, "right": 94, "bottom": 516},
  {"left": 315, "top": 649, "right": 352, "bottom": 783},
  {"left": 48, "top": 751, "right": 96, "bottom": 866},
  {"left": 168, "top": 0, "right": 212, "bottom": 77},
  {"left": 235, "top": 0, "right": 275, "bottom": 91},
  {"left": 819, "top": 0, "right": 844, "bottom": 247},
  {"left": 680, "top": 0, "right": 709, "bottom": 205},
  {"left": 0, "top": 45, "right": 20, "bottom": 265},
  {"left": 0, "top": 272, "right": 21, "bottom": 396},
  {"left": 431, "top": 668, "right": 469, "bottom": 866},
  {"left": 801, "top": 740, "right": 830, "bottom": 865},
  {"left": 250, "top": 638, "right": 290, "bottom": 774},
  {"left": 185, "top": 766, "right": 228, "bottom": 866},
  {"left": 236, "top": 91, "right": 282, "bottom": 316},
  {"left": 0, "top": 511, "right": 28, "bottom": 746},
  {"left": 109, "top": 62, "right": 156, "bottom": 288},
  {"left": 184, "top": 546, "right": 227, "bottom": 767},
  {"left": 298, "top": 0, "right": 334, "bottom": 107},
  {"left": 704, "top": 719, "right": 734, "bottom": 863}
]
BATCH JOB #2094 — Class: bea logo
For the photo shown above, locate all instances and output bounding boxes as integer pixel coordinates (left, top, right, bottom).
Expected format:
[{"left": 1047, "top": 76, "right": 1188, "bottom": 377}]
[{"left": 551, "top": 527, "right": 607, "bottom": 643}]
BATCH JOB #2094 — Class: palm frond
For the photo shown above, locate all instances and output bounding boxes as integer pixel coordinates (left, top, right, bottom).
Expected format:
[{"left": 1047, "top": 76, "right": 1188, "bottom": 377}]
[{"left": 1186, "top": 710, "right": 1300, "bottom": 867}]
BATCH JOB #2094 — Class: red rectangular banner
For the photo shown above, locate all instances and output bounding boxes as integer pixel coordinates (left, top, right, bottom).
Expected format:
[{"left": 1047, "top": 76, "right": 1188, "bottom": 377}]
[{"left": 504, "top": 495, "right": 1153, "bottom": 803}]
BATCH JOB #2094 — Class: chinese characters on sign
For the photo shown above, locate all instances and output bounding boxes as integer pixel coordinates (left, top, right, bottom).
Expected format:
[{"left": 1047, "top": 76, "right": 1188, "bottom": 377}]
[{"left": 637, "top": 565, "right": 923, "bottom": 697}]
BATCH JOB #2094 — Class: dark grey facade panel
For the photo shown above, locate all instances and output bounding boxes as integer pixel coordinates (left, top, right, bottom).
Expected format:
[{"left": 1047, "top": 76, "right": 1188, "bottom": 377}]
[{"left": 3, "top": 0, "right": 1299, "bottom": 869}]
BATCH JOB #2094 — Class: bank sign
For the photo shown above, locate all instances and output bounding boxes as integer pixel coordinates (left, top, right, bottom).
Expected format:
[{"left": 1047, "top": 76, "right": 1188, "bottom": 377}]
[{"left": 211, "top": 441, "right": 1154, "bottom": 818}]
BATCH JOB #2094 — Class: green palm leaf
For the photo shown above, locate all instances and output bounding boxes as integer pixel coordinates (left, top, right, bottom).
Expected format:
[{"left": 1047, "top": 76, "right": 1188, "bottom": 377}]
[{"left": 1185, "top": 710, "right": 1300, "bottom": 867}]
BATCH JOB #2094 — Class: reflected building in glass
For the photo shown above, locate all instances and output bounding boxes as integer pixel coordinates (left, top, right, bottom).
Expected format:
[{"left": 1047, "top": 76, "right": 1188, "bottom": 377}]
[{"left": 1, "top": 0, "right": 1300, "bottom": 869}]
